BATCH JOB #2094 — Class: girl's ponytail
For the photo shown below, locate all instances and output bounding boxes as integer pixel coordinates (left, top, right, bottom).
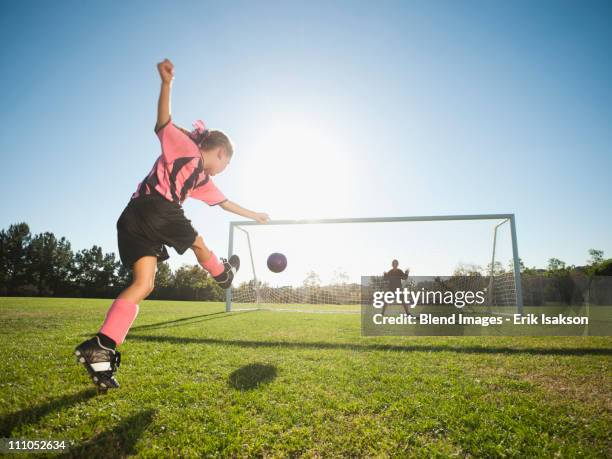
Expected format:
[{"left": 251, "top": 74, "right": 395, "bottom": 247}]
[{"left": 190, "top": 120, "right": 234, "bottom": 158}]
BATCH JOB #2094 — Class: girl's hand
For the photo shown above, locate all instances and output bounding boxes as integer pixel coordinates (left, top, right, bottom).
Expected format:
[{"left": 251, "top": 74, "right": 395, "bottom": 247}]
[
  {"left": 253, "top": 212, "right": 270, "bottom": 223},
  {"left": 157, "top": 59, "right": 174, "bottom": 84}
]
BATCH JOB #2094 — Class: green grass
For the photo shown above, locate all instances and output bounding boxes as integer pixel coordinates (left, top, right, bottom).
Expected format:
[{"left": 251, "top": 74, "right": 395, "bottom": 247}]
[{"left": 1, "top": 297, "right": 611, "bottom": 458}]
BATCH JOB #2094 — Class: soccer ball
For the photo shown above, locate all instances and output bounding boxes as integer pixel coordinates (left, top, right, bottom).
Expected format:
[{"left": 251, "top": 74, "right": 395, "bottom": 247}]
[{"left": 267, "top": 253, "right": 287, "bottom": 273}]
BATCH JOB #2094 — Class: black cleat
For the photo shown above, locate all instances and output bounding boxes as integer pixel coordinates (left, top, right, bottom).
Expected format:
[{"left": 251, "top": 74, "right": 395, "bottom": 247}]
[
  {"left": 74, "top": 336, "right": 121, "bottom": 392},
  {"left": 213, "top": 254, "right": 240, "bottom": 289}
]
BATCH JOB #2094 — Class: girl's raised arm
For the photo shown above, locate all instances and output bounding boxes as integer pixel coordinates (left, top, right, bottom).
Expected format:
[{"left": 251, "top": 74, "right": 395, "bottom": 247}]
[{"left": 155, "top": 59, "right": 174, "bottom": 131}]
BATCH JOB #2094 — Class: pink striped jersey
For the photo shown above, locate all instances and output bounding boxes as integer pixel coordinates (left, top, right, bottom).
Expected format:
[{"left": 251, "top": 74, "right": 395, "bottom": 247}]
[{"left": 131, "top": 119, "right": 227, "bottom": 206}]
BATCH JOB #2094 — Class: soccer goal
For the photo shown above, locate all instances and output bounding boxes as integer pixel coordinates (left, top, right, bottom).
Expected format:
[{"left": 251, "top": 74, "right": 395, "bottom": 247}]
[{"left": 226, "top": 214, "right": 524, "bottom": 315}]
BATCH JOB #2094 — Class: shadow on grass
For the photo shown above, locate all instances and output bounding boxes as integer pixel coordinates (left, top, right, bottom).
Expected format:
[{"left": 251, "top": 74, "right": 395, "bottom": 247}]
[
  {"left": 0, "top": 388, "right": 97, "bottom": 437},
  {"left": 229, "top": 363, "right": 277, "bottom": 390},
  {"left": 59, "top": 409, "right": 156, "bottom": 459},
  {"left": 129, "top": 311, "right": 226, "bottom": 331},
  {"left": 128, "top": 334, "right": 612, "bottom": 356},
  {"left": 110, "top": 310, "right": 257, "bottom": 334}
]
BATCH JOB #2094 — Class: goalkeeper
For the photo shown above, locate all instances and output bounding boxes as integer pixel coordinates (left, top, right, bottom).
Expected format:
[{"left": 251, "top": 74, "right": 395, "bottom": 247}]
[{"left": 382, "top": 259, "right": 412, "bottom": 316}]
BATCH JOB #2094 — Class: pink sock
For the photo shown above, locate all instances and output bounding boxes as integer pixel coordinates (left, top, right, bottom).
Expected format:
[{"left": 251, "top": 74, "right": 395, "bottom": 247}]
[
  {"left": 202, "top": 251, "right": 224, "bottom": 276},
  {"left": 99, "top": 298, "right": 139, "bottom": 345}
]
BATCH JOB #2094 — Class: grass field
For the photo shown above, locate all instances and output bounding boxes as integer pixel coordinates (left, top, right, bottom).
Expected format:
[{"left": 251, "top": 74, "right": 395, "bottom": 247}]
[{"left": 1, "top": 297, "right": 611, "bottom": 458}]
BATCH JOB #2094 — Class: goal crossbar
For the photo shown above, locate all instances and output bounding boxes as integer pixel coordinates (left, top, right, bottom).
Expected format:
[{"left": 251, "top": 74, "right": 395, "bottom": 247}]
[{"left": 229, "top": 214, "right": 515, "bottom": 227}]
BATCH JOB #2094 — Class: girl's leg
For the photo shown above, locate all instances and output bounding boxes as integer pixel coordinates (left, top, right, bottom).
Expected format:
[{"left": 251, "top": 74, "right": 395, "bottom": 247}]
[
  {"left": 117, "top": 255, "right": 158, "bottom": 303},
  {"left": 191, "top": 235, "right": 224, "bottom": 276},
  {"left": 99, "top": 256, "right": 158, "bottom": 346}
]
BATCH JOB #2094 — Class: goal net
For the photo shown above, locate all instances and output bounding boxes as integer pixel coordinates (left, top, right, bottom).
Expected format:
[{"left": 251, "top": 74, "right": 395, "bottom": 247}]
[{"left": 226, "top": 215, "right": 523, "bottom": 314}]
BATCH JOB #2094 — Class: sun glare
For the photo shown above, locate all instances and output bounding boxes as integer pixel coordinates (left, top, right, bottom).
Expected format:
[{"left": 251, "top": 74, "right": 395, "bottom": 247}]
[{"left": 248, "top": 117, "right": 356, "bottom": 219}]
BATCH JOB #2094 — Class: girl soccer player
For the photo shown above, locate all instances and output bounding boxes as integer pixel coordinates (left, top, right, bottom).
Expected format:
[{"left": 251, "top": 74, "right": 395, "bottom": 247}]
[{"left": 75, "top": 59, "right": 269, "bottom": 391}]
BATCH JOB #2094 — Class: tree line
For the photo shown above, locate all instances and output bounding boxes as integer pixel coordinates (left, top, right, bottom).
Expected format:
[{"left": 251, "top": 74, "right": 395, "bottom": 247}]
[
  {"left": 0, "top": 222, "right": 224, "bottom": 301},
  {"left": 1, "top": 221, "right": 610, "bottom": 304},
  {"left": 522, "top": 249, "right": 612, "bottom": 305}
]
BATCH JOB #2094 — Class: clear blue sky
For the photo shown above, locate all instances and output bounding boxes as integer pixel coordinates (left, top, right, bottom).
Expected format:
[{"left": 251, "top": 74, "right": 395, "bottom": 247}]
[{"left": 1, "top": 0, "right": 610, "bottom": 281}]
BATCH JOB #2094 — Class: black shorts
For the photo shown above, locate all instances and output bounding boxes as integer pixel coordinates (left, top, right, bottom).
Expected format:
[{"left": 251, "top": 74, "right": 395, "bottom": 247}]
[{"left": 116, "top": 190, "right": 198, "bottom": 268}]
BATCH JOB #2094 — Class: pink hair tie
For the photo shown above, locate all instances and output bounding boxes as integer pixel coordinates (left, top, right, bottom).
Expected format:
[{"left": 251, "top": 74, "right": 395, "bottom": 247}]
[{"left": 192, "top": 120, "right": 207, "bottom": 134}]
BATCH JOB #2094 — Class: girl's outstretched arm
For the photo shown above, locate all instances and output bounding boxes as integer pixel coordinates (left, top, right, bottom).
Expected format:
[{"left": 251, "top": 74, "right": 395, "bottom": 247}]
[
  {"left": 155, "top": 59, "right": 174, "bottom": 131},
  {"left": 219, "top": 200, "right": 270, "bottom": 223}
]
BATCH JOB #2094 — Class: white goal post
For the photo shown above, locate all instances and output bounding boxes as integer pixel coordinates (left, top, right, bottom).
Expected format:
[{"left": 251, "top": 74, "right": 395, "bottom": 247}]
[{"left": 225, "top": 214, "right": 524, "bottom": 314}]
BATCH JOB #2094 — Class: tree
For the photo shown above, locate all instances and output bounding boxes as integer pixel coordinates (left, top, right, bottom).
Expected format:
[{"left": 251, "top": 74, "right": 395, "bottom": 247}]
[
  {"left": 232, "top": 279, "right": 270, "bottom": 304},
  {"left": 303, "top": 271, "right": 321, "bottom": 288},
  {"left": 101, "top": 252, "right": 120, "bottom": 287},
  {"left": 588, "top": 249, "right": 604, "bottom": 266},
  {"left": 72, "top": 245, "right": 120, "bottom": 292},
  {"left": 116, "top": 263, "right": 132, "bottom": 288},
  {"left": 331, "top": 268, "right": 349, "bottom": 285},
  {"left": 486, "top": 261, "right": 505, "bottom": 276},
  {"left": 584, "top": 249, "right": 609, "bottom": 305},
  {"left": 174, "top": 265, "right": 210, "bottom": 289},
  {"left": 0, "top": 223, "right": 32, "bottom": 294},
  {"left": 547, "top": 258, "right": 566, "bottom": 271},
  {"left": 49, "top": 236, "right": 74, "bottom": 295},
  {"left": 455, "top": 263, "right": 484, "bottom": 276},
  {"left": 302, "top": 271, "right": 322, "bottom": 304},
  {"left": 545, "top": 257, "right": 578, "bottom": 305},
  {"left": 593, "top": 259, "right": 612, "bottom": 276},
  {"left": 507, "top": 258, "right": 525, "bottom": 273},
  {"left": 155, "top": 261, "right": 174, "bottom": 287},
  {"left": 173, "top": 264, "right": 223, "bottom": 301},
  {"left": 0, "top": 229, "right": 7, "bottom": 293},
  {"left": 26, "top": 232, "right": 74, "bottom": 295}
]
